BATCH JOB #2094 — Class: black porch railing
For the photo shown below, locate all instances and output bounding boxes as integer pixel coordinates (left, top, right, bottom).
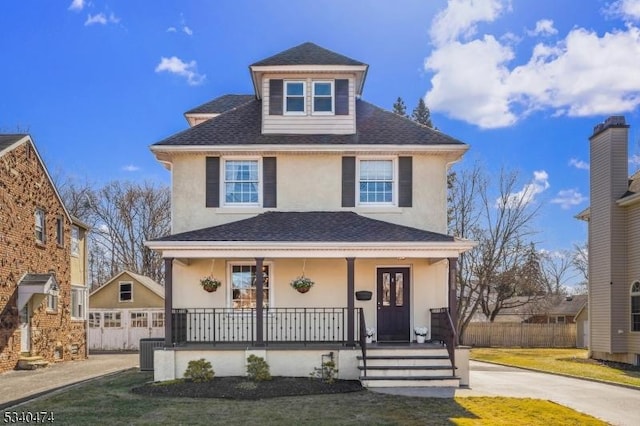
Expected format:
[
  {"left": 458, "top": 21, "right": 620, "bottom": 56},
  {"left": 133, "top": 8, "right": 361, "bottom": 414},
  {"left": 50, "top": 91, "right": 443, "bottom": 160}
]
[
  {"left": 430, "top": 307, "right": 457, "bottom": 376},
  {"left": 172, "top": 308, "right": 363, "bottom": 346}
]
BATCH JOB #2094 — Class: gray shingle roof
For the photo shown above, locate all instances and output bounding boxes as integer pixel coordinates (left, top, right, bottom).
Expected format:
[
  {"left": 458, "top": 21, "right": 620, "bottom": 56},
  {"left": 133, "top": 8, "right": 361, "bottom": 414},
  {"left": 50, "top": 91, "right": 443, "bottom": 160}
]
[
  {"left": 153, "top": 99, "right": 465, "bottom": 146},
  {"left": 251, "top": 42, "right": 366, "bottom": 67},
  {"left": 0, "top": 134, "right": 27, "bottom": 153},
  {"left": 185, "top": 94, "right": 255, "bottom": 115},
  {"left": 154, "top": 211, "right": 455, "bottom": 243},
  {"left": 19, "top": 273, "right": 57, "bottom": 287}
]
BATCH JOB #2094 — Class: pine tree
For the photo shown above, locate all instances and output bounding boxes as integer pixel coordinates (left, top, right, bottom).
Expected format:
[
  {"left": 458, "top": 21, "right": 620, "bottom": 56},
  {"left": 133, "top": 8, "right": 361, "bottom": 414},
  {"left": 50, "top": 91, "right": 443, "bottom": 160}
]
[
  {"left": 392, "top": 97, "right": 408, "bottom": 117},
  {"left": 412, "top": 98, "right": 433, "bottom": 128}
]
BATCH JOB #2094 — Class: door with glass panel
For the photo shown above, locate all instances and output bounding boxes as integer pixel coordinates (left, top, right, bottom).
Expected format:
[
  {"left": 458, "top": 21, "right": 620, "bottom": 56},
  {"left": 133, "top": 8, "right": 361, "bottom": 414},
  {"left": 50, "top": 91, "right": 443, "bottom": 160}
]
[{"left": 376, "top": 268, "right": 410, "bottom": 341}]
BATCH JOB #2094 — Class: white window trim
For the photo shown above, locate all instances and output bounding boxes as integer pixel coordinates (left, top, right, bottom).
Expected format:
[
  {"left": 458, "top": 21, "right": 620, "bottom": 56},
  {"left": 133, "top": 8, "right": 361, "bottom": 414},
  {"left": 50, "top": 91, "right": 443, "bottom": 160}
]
[
  {"left": 89, "top": 312, "right": 101, "bottom": 328},
  {"left": 356, "top": 156, "right": 398, "bottom": 207},
  {"left": 71, "top": 285, "right": 86, "bottom": 321},
  {"left": 631, "top": 281, "right": 640, "bottom": 332},
  {"left": 119, "top": 281, "right": 133, "bottom": 303},
  {"left": 35, "top": 208, "right": 46, "bottom": 244},
  {"left": 284, "top": 80, "right": 306, "bottom": 115},
  {"left": 103, "top": 311, "right": 122, "bottom": 328},
  {"left": 222, "top": 157, "right": 262, "bottom": 207},
  {"left": 311, "top": 80, "right": 334, "bottom": 115},
  {"left": 56, "top": 216, "right": 64, "bottom": 247},
  {"left": 227, "top": 261, "right": 274, "bottom": 309},
  {"left": 130, "top": 311, "right": 149, "bottom": 328},
  {"left": 46, "top": 292, "right": 58, "bottom": 313},
  {"left": 71, "top": 225, "right": 80, "bottom": 257}
]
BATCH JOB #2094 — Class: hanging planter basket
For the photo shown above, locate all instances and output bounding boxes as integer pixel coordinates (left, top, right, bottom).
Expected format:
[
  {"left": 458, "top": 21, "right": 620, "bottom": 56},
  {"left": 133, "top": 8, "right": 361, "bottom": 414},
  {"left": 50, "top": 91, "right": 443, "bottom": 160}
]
[
  {"left": 290, "top": 276, "right": 314, "bottom": 294},
  {"left": 200, "top": 276, "right": 221, "bottom": 293}
]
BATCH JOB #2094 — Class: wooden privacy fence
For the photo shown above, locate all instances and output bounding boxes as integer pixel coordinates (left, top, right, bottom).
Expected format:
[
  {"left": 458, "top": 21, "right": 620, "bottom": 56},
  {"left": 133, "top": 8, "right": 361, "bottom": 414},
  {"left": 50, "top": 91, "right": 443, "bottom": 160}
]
[{"left": 461, "top": 323, "right": 577, "bottom": 348}]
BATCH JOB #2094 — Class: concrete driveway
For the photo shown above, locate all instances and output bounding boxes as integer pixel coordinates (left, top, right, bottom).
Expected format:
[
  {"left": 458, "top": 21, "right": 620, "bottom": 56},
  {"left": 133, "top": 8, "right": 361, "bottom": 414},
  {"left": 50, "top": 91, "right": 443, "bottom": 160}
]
[{"left": 374, "top": 360, "right": 640, "bottom": 426}]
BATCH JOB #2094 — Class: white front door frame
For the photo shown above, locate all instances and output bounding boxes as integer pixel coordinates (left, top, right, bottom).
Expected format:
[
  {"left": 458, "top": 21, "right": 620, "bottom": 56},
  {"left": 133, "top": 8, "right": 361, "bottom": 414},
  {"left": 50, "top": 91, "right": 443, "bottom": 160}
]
[{"left": 19, "top": 303, "right": 31, "bottom": 354}]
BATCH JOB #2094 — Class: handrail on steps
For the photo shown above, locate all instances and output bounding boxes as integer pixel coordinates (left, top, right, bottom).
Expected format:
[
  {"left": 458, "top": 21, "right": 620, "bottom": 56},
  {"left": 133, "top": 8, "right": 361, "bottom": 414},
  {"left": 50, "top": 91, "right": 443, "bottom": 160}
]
[
  {"left": 358, "top": 308, "right": 367, "bottom": 377},
  {"left": 430, "top": 307, "right": 456, "bottom": 376}
]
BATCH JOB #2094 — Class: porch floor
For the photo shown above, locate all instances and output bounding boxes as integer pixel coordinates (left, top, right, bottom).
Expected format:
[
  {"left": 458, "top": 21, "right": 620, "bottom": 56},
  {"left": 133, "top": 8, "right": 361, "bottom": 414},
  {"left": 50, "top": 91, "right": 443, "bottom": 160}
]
[{"left": 166, "top": 341, "right": 446, "bottom": 351}]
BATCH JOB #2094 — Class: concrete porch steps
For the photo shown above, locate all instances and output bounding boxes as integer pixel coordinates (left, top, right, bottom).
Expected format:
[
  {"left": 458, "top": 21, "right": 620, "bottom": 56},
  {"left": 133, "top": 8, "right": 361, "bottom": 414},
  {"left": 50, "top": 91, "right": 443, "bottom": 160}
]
[
  {"left": 358, "top": 346, "right": 459, "bottom": 388},
  {"left": 17, "top": 356, "right": 49, "bottom": 370}
]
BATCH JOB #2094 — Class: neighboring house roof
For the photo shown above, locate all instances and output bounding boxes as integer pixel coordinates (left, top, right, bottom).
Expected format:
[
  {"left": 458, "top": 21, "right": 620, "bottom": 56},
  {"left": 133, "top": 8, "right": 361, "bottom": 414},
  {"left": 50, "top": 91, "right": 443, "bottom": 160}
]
[
  {"left": 154, "top": 211, "right": 455, "bottom": 243},
  {"left": 90, "top": 270, "right": 164, "bottom": 299},
  {"left": 250, "top": 42, "right": 366, "bottom": 67},
  {"left": 547, "top": 294, "right": 588, "bottom": 316},
  {"left": 153, "top": 99, "right": 465, "bottom": 147},
  {"left": 185, "top": 94, "right": 255, "bottom": 115}
]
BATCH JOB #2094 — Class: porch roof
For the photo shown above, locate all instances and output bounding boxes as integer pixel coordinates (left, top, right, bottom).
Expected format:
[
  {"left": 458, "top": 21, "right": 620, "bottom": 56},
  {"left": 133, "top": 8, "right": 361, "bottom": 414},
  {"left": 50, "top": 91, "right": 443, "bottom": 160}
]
[{"left": 146, "top": 211, "right": 476, "bottom": 258}]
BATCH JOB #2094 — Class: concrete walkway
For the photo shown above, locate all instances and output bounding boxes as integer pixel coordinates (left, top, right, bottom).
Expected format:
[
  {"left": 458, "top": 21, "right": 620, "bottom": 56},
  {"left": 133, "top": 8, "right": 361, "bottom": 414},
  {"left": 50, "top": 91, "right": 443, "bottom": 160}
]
[
  {"left": 373, "top": 360, "right": 640, "bottom": 426},
  {"left": 0, "top": 353, "right": 139, "bottom": 410}
]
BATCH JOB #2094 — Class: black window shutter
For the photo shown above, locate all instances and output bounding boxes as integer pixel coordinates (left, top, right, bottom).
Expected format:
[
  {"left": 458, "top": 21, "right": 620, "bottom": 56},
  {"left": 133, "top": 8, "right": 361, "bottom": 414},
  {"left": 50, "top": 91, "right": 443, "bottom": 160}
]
[
  {"left": 269, "top": 79, "right": 283, "bottom": 115},
  {"left": 205, "top": 157, "right": 220, "bottom": 208},
  {"left": 342, "top": 156, "right": 356, "bottom": 207},
  {"left": 263, "top": 157, "right": 277, "bottom": 208},
  {"left": 398, "top": 157, "right": 412, "bottom": 207},
  {"left": 335, "top": 79, "right": 349, "bottom": 115}
]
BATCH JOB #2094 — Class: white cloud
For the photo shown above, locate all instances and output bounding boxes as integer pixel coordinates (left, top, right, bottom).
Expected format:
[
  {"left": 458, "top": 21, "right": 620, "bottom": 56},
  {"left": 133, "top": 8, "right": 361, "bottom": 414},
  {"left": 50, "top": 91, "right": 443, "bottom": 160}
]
[
  {"left": 183, "top": 26, "right": 193, "bottom": 36},
  {"left": 550, "top": 188, "right": 587, "bottom": 209},
  {"left": 629, "top": 154, "right": 640, "bottom": 166},
  {"left": 424, "top": 1, "right": 640, "bottom": 128},
  {"left": 527, "top": 19, "right": 558, "bottom": 37},
  {"left": 167, "top": 26, "right": 177, "bottom": 33},
  {"left": 155, "top": 56, "right": 206, "bottom": 86},
  {"left": 498, "top": 170, "right": 550, "bottom": 208},
  {"left": 610, "top": 0, "right": 640, "bottom": 21},
  {"left": 122, "top": 164, "right": 140, "bottom": 172},
  {"left": 569, "top": 158, "right": 590, "bottom": 170},
  {"left": 68, "top": 0, "right": 85, "bottom": 11},
  {"left": 85, "top": 12, "right": 120, "bottom": 26},
  {"left": 430, "top": 0, "right": 505, "bottom": 46}
]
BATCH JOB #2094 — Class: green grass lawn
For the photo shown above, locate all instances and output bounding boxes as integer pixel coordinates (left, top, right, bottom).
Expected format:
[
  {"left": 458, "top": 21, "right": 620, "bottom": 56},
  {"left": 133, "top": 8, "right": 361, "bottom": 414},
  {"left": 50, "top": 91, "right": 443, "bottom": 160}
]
[
  {"left": 2, "top": 370, "right": 606, "bottom": 425},
  {"left": 471, "top": 348, "right": 640, "bottom": 388}
]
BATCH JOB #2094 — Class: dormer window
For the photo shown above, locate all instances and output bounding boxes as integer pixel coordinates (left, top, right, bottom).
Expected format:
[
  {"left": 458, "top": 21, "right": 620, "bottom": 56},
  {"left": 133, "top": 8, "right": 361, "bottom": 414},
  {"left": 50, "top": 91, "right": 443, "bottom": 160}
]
[
  {"left": 312, "top": 81, "right": 334, "bottom": 114},
  {"left": 285, "top": 81, "right": 305, "bottom": 114}
]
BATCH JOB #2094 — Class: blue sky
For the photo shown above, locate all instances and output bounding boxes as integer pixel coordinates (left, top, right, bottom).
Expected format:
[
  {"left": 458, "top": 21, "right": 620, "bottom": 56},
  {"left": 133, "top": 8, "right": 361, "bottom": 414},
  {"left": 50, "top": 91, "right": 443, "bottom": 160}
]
[{"left": 3, "top": 0, "right": 640, "bottom": 267}]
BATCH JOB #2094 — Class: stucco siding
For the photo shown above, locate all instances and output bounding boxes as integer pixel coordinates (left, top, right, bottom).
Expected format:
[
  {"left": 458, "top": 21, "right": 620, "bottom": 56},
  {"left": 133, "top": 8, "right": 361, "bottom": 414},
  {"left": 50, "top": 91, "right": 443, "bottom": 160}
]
[
  {"left": 171, "top": 257, "right": 448, "bottom": 340},
  {"left": 170, "top": 153, "right": 449, "bottom": 234},
  {"left": 262, "top": 75, "right": 356, "bottom": 135}
]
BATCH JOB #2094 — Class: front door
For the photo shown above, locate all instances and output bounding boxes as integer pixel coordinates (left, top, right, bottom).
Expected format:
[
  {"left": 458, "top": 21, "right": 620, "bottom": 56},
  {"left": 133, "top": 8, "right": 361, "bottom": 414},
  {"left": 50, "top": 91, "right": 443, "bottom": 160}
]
[
  {"left": 376, "top": 268, "right": 410, "bottom": 341},
  {"left": 19, "top": 304, "right": 31, "bottom": 354}
]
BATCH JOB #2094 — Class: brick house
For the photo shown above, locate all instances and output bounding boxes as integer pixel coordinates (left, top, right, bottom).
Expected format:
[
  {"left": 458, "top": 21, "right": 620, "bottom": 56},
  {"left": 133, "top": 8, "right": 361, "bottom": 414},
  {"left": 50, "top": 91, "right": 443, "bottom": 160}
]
[{"left": 0, "top": 134, "right": 88, "bottom": 372}]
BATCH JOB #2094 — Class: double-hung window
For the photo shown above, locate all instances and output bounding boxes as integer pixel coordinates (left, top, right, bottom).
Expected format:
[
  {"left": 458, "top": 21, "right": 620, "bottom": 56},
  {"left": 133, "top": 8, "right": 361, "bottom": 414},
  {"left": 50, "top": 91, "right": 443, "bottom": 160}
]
[
  {"left": 632, "top": 281, "right": 640, "bottom": 332},
  {"left": 35, "top": 208, "right": 45, "bottom": 243},
  {"left": 119, "top": 282, "right": 133, "bottom": 302},
  {"left": 71, "top": 225, "right": 80, "bottom": 257},
  {"left": 285, "top": 81, "right": 305, "bottom": 114},
  {"left": 358, "top": 159, "right": 395, "bottom": 205},
  {"left": 71, "top": 286, "right": 86, "bottom": 320},
  {"left": 230, "top": 264, "right": 270, "bottom": 309},
  {"left": 56, "top": 216, "right": 64, "bottom": 246},
  {"left": 312, "top": 81, "right": 334, "bottom": 114},
  {"left": 224, "top": 160, "right": 259, "bottom": 205}
]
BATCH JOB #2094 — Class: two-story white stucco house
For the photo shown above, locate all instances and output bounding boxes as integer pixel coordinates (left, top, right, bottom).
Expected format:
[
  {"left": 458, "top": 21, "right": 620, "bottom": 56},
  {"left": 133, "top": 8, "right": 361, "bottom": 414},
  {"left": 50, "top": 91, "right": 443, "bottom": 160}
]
[{"left": 146, "top": 42, "right": 475, "bottom": 387}]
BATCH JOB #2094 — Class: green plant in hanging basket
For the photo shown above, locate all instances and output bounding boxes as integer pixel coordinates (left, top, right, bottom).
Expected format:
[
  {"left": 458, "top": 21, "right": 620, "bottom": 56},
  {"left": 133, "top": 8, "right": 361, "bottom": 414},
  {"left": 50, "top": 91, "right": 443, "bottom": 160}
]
[
  {"left": 200, "top": 276, "right": 221, "bottom": 292},
  {"left": 290, "top": 276, "right": 314, "bottom": 293}
]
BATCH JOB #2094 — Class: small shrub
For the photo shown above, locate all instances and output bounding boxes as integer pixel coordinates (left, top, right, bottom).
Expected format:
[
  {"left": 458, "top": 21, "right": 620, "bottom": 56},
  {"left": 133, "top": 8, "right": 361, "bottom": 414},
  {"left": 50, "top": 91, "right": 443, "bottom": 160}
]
[
  {"left": 246, "top": 355, "right": 272, "bottom": 381},
  {"left": 184, "top": 358, "right": 214, "bottom": 382},
  {"left": 310, "top": 360, "right": 338, "bottom": 384}
]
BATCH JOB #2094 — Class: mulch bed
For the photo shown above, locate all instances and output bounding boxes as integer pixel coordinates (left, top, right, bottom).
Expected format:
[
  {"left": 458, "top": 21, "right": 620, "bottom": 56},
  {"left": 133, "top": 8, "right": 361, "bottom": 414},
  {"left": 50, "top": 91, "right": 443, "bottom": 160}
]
[{"left": 131, "top": 376, "right": 364, "bottom": 400}]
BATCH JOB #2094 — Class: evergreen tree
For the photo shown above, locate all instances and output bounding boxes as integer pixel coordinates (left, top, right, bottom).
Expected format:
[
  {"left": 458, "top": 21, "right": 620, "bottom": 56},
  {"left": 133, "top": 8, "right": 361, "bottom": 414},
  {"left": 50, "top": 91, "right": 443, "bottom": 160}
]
[
  {"left": 392, "top": 97, "right": 408, "bottom": 117},
  {"left": 412, "top": 98, "right": 433, "bottom": 128}
]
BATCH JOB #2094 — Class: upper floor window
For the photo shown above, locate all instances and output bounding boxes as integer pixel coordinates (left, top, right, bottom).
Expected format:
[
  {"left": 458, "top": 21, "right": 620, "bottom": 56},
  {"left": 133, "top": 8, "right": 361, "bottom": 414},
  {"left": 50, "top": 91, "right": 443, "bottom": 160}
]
[
  {"left": 224, "top": 160, "right": 260, "bottom": 205},
  {"left": 119, "top": 282, "right": 133, "bottom": 302},
  {"left": 358, "top": 159, "right": 395, "bottom": 205},
  {"left": 230, "top": 263, "right": 270, "bottom": 309},
  {"left": 35, "top": 208, "right": 46, "bottom": 243},
  {"left": 56, "top": 216, "right": 64, "bottom": 246},
  {"left": 285, "top": 81, "right": 305, "bottom": 114},
  {"left": 632, "top": 281, "right": 640, "bottom": 332},
  {"left": 312, "top": 81, "right": 334, "bottom": 114},
  {"left": 71, "top": 225, "right": 80, "bottom": 257}
]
